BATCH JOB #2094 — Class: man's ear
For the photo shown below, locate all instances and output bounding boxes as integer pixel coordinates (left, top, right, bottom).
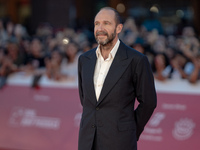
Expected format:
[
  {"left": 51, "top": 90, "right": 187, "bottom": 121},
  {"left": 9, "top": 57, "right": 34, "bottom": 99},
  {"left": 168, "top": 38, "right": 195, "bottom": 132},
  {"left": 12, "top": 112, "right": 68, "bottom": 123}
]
[{"left": 116, "top": 24, "right": 123, "bottom": 34}]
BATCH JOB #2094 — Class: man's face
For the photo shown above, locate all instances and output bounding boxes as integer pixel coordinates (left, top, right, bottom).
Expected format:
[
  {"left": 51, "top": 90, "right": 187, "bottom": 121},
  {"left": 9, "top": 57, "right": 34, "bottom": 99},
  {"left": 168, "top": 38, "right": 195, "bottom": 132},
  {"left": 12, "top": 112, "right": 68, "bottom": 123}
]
[{"left": 94, "top": 9, "right": 119, "bottom": 46}]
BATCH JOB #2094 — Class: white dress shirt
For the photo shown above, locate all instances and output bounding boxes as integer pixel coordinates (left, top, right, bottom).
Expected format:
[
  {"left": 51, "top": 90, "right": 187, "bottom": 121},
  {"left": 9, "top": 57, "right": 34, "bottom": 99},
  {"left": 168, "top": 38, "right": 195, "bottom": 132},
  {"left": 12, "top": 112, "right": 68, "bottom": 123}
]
[{"left": 94, "top": 40, "right": 120, "bottom": 100}]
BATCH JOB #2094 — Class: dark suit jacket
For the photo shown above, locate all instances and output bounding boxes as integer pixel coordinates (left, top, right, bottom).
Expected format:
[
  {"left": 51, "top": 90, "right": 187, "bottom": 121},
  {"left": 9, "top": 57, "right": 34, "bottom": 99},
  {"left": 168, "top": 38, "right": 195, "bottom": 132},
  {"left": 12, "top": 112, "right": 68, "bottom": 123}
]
[{"left": 78, "top": 41, "right": 157, "bottom": 150}]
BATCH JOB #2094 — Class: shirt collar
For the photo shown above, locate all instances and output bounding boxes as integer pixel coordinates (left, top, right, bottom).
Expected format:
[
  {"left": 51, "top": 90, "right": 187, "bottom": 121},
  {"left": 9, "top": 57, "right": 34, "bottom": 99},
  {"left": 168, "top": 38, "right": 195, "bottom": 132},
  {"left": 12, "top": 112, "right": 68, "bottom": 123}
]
[{"left": 96, "top": 39, "right": 120, "bottom": 60}]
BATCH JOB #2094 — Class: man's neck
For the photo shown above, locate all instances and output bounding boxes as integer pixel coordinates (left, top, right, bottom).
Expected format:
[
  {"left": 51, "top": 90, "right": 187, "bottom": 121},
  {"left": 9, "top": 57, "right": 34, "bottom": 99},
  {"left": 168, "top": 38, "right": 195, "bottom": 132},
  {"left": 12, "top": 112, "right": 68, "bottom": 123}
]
[{"left": 100, "top": 39, "right": 118, "bottom": 60}]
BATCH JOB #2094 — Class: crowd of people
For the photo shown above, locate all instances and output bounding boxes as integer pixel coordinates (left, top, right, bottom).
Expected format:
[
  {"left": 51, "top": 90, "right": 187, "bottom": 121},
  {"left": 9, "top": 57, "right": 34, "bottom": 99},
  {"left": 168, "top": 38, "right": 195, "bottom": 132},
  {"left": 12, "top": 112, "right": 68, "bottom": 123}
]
[{"left": 0, "top": 15, "right": 200, "bottom": 89}]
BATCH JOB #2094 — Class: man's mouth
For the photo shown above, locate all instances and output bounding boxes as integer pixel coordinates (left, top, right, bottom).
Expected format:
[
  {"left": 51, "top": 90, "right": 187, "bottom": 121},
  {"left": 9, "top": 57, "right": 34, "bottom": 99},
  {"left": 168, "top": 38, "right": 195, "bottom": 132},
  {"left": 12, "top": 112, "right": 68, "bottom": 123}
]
[{"left": 96, "top": 31, "right": 108, "bottom": 37}]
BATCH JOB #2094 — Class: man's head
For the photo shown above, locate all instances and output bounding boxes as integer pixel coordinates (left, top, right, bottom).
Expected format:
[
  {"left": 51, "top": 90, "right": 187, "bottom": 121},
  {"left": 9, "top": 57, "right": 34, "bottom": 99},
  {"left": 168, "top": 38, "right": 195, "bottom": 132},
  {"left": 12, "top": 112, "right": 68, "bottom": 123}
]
[{"left": 94, "top": 7, "right": 123, "bottom": 46}]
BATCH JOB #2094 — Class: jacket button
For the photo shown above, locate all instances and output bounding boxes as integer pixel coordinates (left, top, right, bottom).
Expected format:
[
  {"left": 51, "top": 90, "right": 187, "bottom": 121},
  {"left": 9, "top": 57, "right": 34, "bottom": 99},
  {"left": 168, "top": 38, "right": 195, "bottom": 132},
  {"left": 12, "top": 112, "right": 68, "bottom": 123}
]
[
  {"left": 92, "top": 124, "right": 96, "bottom": 128},
  {"left": 96, "top": 107, "right": 99, "bottom": 110}
]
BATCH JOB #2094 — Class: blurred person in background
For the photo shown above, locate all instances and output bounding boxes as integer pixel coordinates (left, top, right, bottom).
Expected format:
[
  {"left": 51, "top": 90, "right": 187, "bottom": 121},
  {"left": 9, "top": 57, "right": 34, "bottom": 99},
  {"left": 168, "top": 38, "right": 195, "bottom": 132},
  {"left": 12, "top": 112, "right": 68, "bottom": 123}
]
[
  {"left": 92, "top": 42, "right": 98, "bottom": 49},
  {"left": 44, "top": 35, "right": 58, "bottom": 55},
  {"left": 120, "top": 17, "right": 139, "bottom": 46},
  {"left": 26, "top": 37, "right": 45, "bottom": 70},
  {"left": 55, "top": 31, "right": 66, "bottom": 51},
  {"left": 170, "top": 26, "right": 200, "bottom": 80},
  {"left": 0, "top": 47, "right": 6, "bottom": 88},
  {"left": 45, "top": 49, "right": 63, "bottom": 81},
  {"left": 179, "top": 27, "right": 199, "bottom": 58},
  {"left": 167, "top": 35, "right": 177, "bottom": 49},
  {"left": 0, "top": 41, "right": 23, "bottom": 88},
  {"left": 81, "top": 40, "right": 91, "bottom": 53},
  {"left": 14, "top": 24, "right": 29, "bottom": 45},
  {"left": 169, "top": 51, "right": 191, "bottom": 79},
  {"left": 141, "top": 29, "right": 159, "bottom": 66},
  {"left": 152, "top": 52, "right": 170, "bottom": 81},
  {"left": 60, "top": 42, "right": 80, "bottom": 81},
  {"left": 5, "top": 20, "right": 15, "bottom": 41},
  {"left": 35, "top": 22, "right": 53, "bottom": 40},
  {"left": 132, "top": 43, "right": 145, "bottom": 54},
  {"left": 142, "top": 11, "right": 163, "bottom": 35},
  {"left": 0, "top": 11, "right": 198, "bottom": 87},
  {"left": 19, "top": 37, "right": 32, "bottom": 67},
  {"left": 0, "top": 47, "right": 4, "bottom": 64},
  {"left": 145, "top": 29, "right": 159, "bottom": 49},
  {"left": 182, "top": 26, "right": 199, "bottom": 53},
  {"left": 25, "top": 37, "right": 46, "bottom": 88},
  {"left": 0, "top": 19, "right": 8, "bottom": 47},
  {"left": 165, "top": 46, "right": 176, "bottom": 60},
  {"left": 188, "top": 52, "right": 200, "bottom": 83},
  {"left": 152, "top": 35, "right": 167, "bottom": 53}
]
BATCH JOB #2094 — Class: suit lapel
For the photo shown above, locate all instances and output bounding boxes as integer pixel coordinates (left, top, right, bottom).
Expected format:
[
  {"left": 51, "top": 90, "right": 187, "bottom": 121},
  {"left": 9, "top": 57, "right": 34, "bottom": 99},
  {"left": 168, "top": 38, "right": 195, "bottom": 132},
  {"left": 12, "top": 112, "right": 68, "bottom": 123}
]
[
  {"left": 84, "top": 49, "right": 98, "bottom": 104},
  {"left": 97, "top": 42, "right": 132, "bottom": 105}
]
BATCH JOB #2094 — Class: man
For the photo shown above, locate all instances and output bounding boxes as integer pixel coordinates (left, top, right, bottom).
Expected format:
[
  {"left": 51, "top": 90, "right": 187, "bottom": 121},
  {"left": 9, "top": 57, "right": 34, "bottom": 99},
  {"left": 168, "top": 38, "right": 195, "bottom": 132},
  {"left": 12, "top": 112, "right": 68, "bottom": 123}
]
[{"left": 78, "top": 7, "right": 157, "bottom": 150}]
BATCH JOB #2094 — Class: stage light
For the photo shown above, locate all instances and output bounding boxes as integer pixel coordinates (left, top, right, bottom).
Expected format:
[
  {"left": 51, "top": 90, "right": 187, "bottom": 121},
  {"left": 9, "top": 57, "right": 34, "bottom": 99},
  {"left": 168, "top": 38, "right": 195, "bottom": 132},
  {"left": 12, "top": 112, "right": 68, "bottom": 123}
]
[
  {"left": 63, "top": 38, "right": 69, "bottom": 45},
  {"left": 116, "top": 3, "right": 125, "bottom": 13}
]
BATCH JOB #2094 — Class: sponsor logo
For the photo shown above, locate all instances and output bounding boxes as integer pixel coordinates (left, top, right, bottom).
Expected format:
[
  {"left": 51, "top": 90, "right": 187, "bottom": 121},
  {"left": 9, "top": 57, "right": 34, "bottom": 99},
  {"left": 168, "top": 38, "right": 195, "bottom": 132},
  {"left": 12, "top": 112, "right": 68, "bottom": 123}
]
[
  {"left": 9, "top": 107, "right": 60, "bottom": 130},
  {"left": 162, "top": 103, "right": 186, "bottom": 111},
  {"left": 149, "top": 112, "right": 165, "bottom": 127},
  {"left": 141, "top": 112, "right": 165, "bottom": 142},
  {"left": 33, "top": 94, "right": 50, "bottom": 102},
  {"left": 172, "top": 118, "right": 195, "bottom": 140}
]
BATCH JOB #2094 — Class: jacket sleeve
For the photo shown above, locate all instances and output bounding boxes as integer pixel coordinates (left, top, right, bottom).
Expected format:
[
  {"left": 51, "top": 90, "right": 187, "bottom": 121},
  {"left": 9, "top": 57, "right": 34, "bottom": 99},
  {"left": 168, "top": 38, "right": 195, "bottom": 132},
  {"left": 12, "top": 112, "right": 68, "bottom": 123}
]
[
  {"left": 133, "top": 55, "right": 157, "bottom": 141},
  {"left": 78, "top": 55, "right": 84, "bottom": 106}
]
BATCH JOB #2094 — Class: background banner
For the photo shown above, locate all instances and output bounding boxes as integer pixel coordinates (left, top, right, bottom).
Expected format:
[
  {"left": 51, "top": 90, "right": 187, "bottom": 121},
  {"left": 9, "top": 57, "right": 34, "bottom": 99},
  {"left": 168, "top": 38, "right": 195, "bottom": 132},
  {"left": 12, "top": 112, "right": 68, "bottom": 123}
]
[{"left": 0, "top": 79, "right": 199, "bottom": 150}]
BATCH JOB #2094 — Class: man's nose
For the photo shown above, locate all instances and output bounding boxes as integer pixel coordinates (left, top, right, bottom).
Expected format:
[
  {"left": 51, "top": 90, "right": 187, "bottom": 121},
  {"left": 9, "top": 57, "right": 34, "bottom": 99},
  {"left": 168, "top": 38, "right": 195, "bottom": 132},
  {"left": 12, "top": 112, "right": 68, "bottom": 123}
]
[{"left": 96, "top": 24, "right": 104, "bottom": 30}]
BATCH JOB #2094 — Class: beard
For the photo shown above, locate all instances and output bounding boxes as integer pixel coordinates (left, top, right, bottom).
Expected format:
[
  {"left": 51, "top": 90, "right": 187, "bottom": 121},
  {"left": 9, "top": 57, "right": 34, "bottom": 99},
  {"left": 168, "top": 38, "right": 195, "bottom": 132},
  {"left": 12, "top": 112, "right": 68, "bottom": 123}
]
[{"left": 95, "top": 30, "right": 116, "bottom": 46}]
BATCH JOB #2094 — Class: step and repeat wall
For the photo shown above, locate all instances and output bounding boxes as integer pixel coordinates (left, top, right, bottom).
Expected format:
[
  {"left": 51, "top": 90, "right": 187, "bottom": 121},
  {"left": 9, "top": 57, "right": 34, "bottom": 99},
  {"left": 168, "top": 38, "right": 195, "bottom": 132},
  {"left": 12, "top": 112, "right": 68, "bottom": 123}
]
[{"left": 0, "top": 75, "right": 200, "bottom": 150}]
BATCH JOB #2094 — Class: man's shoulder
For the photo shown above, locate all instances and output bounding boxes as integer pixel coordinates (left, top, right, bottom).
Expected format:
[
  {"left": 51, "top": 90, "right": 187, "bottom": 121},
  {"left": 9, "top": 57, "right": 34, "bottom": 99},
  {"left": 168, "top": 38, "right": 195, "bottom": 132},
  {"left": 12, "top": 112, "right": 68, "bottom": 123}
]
[{"left": 119, "top": 41, "right": 145, "bottom": 58}]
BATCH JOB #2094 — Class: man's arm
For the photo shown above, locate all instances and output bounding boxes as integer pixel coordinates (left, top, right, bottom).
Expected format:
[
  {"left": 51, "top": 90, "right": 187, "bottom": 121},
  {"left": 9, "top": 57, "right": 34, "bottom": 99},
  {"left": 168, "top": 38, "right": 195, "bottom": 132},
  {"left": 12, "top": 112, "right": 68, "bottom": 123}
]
[
  {"left": 78, "top": 55, "right": 84, "bottom": 106},
  {"left": 133, "top": 55, "right": 157, "bottom": 140}
]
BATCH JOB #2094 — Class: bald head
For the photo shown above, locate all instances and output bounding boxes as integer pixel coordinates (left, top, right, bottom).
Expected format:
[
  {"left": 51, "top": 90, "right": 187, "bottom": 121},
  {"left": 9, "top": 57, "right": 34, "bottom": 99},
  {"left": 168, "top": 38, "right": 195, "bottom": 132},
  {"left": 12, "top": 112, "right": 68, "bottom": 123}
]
[{"left": 96, "top": 7, "right": 122, "bottom": 26}]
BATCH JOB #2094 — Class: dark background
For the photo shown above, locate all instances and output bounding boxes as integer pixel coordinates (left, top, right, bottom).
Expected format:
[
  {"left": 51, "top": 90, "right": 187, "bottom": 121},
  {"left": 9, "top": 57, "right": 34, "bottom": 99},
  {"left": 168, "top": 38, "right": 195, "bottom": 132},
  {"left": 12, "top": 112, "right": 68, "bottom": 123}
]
[{"left": 0, "top": 0, "right": 200, "bottom": 36}]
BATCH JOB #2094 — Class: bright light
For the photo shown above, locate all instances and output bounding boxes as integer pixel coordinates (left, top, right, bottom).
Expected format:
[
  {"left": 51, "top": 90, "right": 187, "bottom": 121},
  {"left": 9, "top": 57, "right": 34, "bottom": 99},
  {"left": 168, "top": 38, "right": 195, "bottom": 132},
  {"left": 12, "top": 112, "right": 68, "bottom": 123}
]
[
  {"left": 150, "top": 5, "right": 159, "bottom": 13},
  {"left": 116, "top": 3, "right": 125, "bottom": 13},
  {"left": 62, "top": 38, "right": 69, "bottom": 45}
]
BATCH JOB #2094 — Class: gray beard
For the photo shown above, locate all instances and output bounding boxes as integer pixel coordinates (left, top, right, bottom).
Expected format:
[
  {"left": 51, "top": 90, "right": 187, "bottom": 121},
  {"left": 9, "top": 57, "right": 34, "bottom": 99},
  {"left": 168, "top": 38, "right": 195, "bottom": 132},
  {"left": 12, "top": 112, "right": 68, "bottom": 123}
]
[{"left": 96, "top": 31, "right": 116, "bottom": 46}]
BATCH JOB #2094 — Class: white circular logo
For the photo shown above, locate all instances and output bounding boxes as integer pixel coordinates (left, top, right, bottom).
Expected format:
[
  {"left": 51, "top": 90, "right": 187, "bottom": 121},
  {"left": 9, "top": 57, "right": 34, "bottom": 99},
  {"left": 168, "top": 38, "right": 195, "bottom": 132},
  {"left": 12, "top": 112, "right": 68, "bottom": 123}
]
[{"left": 172, "top": 118, "right": 195, "bottom": 141}]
